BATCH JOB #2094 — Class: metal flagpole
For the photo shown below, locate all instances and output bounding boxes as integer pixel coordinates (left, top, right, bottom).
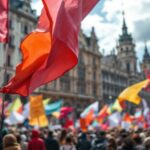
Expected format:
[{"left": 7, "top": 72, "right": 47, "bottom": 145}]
[{"left": 0, "top": 44, "right": 9, "bottom": 138}]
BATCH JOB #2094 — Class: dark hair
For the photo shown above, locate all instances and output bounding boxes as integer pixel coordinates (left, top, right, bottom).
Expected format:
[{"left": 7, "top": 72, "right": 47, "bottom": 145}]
[
  {"left": 48, "top": 131, "right": 53, "bottom": 137},
  {"left": 133, "top": 134, "right": 142, "bottom": 144},
  {"left": 60, "top": 129, "right": 67, "bottom": 143},
  {"left": 66, "top": 136, "right": 73, "bottom": 144},
  {"left": 123, "top": 137, "right": 135, "bottom": 150}
]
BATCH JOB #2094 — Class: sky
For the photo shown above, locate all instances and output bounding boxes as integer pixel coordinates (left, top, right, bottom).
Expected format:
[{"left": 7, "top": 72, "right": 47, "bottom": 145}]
[{"left": 31, "top": 0, "right": 150, "bottom": 62}]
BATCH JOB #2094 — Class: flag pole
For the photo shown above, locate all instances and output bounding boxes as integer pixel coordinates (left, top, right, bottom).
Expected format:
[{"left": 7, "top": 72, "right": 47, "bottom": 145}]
[
  {"left": 0, "top": 0, "right": 9, "bottom": 138},
  {"left": 0, "top": 44, "right": 9, "bottom": 137}
]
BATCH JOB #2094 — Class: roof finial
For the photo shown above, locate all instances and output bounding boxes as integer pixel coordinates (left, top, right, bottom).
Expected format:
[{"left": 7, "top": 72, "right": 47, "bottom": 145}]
[{"left": 122, "top": 11, "right": 128, "bottom": 35}]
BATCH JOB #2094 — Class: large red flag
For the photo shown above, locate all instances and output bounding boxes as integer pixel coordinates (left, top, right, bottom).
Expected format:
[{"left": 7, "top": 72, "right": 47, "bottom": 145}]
[
  {"left": 0, "top": 0, "right": 8, "bottom": 42},
  {"left": 0, "top": 0, "right": 99, "bottom": 96}
]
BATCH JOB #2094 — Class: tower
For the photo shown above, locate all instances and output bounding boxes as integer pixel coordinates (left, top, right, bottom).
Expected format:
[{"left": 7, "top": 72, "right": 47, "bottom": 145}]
[
  {"left": 117, "top": 12, "right": 137, "bottom": 84},
  {"left": 141, "top": 43, "right": 150, "bottom": 71}
]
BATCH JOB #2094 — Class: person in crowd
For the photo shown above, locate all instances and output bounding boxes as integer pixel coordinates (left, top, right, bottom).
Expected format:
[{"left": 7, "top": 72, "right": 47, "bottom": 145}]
[
  {"left": 133, "top": 134, "right": 145, "bottom": 150},
  {"left": 60, "top": 135, "right": 76, "bottom": 150},
  {"left": 91, "top": 131, "right": 108, "bottom": 150},
  {"left": 118, "top": 137, "right": 136, "bottom": 150},
  {"left": 28, "top": 129, "right": 46, "bottom": 150},
  {"left": 76, "top": 133, "right": 91, "bottom": 150},
  {"left": 59, "top": 129, "right": 67, "bottom": 145},
  {"left": 3, "top": 134, "right": 21, "bottom": 150},
  {"left": 144, "top": 137, "right": 150, "bottom": 150},
  {"left": 108, "top": 137, "right": 117, "bottom": 150},
  {"left": 20, "top": 134, "right": 28, "bottom": 150},
  {"left": 45, "top": 130, "right": 59, "bottom": 150}
]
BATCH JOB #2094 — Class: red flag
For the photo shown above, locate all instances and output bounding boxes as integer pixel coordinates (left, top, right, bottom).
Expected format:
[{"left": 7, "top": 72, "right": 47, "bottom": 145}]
[
  {"left": 0, "top": 0, "right": 8, "bottom": 42},
  {"left": 0, "top": 0, "right": 99, "bottom": 96}
]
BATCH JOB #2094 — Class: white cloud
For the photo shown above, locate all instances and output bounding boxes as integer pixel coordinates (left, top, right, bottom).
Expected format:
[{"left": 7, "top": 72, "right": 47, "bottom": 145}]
[
  {"left": 82, "top": 0, "right": 150, "bottom": 59},
  {"left": 31, "top": 0, "right": 150, "bottom": 59},
  {"left": 31, "top": 0, "right": 43, "bottom": 16}
]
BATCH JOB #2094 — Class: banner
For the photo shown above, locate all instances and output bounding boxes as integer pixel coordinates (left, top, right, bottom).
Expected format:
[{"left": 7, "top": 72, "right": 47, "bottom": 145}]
[
  {"left": 30, "top": 95, "right": 45, "bottom": 118},
  {"left": 29, "top": 95, "right": 48, "bottom": 127}
]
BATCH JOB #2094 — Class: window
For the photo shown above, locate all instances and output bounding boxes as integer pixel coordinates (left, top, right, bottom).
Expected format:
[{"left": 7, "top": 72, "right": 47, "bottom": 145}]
[
  {"left": 21, "top": 23, "right": 28, "bottom": 34},
  {"left": 126, "top": 62, "right": 130, "bottom": 73},
  {"left": 93, "top": 83, "right": 97, "bottom": 96},
  {"left": 9, "top": 35, "right": 15, "bottom": 48},
  {"left": 60, "top": 73, "right": 70, "bottom": 92},
  {"left": 7, "top": 55, "right": 11, "bottom": 67},
  {"left": 9, "top": 20, "right": 14, "bottom": 30},
  {"left": 77, "top": 53, "right": 86, "bottom": 94},
  {"left": 24, "top": 25, "right": 28, "bottom": 34}
]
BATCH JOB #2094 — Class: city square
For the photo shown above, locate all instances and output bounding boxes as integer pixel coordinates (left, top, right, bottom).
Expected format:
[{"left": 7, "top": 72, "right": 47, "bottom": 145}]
[{"left": 0, "top": 0, "right": 150, "bottom": 150}]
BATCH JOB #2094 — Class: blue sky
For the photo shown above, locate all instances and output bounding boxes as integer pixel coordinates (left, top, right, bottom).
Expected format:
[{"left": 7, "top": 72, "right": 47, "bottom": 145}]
[{"left": 31, "top": 0, "right": 150, "bottom": 63}]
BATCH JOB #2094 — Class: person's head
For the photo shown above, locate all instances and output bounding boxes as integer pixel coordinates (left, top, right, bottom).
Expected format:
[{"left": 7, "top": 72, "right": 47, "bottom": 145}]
[
  {"left": 15, "top": 133, "right": 21, "bottom": 144},
  {"left": 108, "top": 137, "right": 117, "bottom": 150},
  {"left": 133, "top": 134, "right": 142, "bottom": 145},
  {"left": 48, "top": 130, "right": 53, "bottom": 138},
  {"left": 144, "top": 137, "right": 150, "bottom": 149},
  {"left": 21, "top": 134, "right": 27, "bottom": 142},
  {"left": 123, "top": 137, "right": 135, "bottom": 150},
  {"left": 3, "top": 134, "right": 20, "bottom": 148},
  {"left": 66, "top": 136, "right": 73, "bottom": 145},
  {"left": 60, "top": 129, "right": 67, "bottom": 142},
  {"left": 98, "top": 131, "right": 106, "bottom": 139},
  {"left": 31, "top": 130, "right": 40, "bottom": 139},
  {"left": 81, "top": 133, "right": 87, "bottom": 140}
]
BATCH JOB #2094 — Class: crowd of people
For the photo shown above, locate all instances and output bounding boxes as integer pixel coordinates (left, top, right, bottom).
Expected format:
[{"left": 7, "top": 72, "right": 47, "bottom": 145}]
[
  {"left": 0, "top": 127, "right": 150, "bottom": 150},
  {"left": 1, "top": 126, "right": 150, "bottom": 150}
]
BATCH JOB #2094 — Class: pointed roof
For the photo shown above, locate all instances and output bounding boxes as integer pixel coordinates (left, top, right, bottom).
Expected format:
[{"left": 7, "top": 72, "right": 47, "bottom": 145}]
[
  {"left": 122, "top": 11, "right": 128, "bottom": 35},
  {"left": 143, "top": 43, "right": 150, "bottom": 61},
  {"left": 119, "top": 12, "right": 133, "bottom": 43}
]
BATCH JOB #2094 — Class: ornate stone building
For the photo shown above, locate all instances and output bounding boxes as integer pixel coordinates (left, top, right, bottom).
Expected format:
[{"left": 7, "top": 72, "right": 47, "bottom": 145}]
[
  {"left": 0, "top": 0, "right": 101, "bottom": 116},
  {"left": 101, "top": 13, "right": 150, "bottom": 107},
  {"left": 37, "top": 28, "right": 101, "bottom": 116},
  {"left": 0, "top": 0, "right": 37, "bottom": 100}
]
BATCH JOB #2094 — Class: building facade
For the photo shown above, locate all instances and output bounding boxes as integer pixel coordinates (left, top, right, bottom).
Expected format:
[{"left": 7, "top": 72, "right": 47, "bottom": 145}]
[
  {"left": 101, "top": 13, "right": 150, "bottom": 108},
  {"left": 0, "top": 0, "right": 37, "bottom": 100},
  {"left": 0, "top": 1, "right": 150, "bottom": 115},
  {"left": 36, "top": 29, "right": 101, "bottom": 117},
  {"left": 0, "top": 1, "right": 101, "bottom": 117}
]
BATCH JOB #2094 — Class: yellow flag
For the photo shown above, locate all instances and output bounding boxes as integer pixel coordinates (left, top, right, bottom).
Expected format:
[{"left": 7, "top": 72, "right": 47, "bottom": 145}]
[
  {"left": 43, "top": 98, "right": 51, "bottom": 106},
  {"left": 9, "top": 98, "right": 22, "bottom": 114},
  {"left": 29, "top": 95, "right": 48, "bottom": 127},
  {"left": 118, "top": 79, "right": 150, "bottom": 105},
  {"left": 52, "top": 112, "right": 60, "bottom": 118},
  {"left": 29, "top": 115, "right": 48, "bottom": 127},
  {"left": 112, "top": 100, "right": 122, "bottom": 112}
]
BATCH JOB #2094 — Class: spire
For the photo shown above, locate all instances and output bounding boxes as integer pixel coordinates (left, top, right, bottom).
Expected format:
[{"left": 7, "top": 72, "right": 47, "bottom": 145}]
[
  {"left": 122, "top": 11, "right": 128, "bottom": 35},
  {"left": 91, "top": 26, "right": 96, "bottom": 37},
  {"left": 144, "top": 42, "right": 150, "bottom": 59}
]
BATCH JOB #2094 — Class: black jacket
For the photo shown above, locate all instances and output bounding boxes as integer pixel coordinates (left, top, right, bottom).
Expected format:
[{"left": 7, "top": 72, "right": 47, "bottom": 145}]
[{"left": 45, "top": 137, "right": 59, "bottom": 150}]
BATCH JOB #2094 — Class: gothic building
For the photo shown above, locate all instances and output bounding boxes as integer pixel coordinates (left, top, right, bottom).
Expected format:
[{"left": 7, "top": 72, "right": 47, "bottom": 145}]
[
  {"left": 101, "top": 13, "right": 150, "bottom": 107},
  {"left": 141, "top": 44, "right": 150, "bottom": 72}
]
